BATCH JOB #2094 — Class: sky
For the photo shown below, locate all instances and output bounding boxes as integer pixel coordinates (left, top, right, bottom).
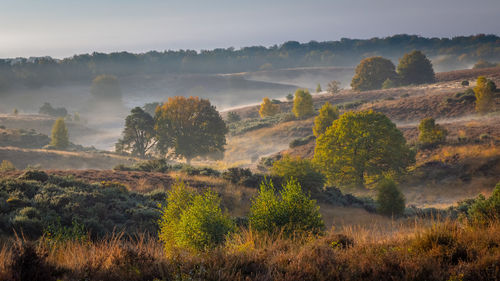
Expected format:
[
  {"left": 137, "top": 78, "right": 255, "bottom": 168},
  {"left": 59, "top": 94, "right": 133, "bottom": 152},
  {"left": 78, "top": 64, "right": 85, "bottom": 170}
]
[{"left": 1, "top": 0, "right": 499, "bottom": 58}]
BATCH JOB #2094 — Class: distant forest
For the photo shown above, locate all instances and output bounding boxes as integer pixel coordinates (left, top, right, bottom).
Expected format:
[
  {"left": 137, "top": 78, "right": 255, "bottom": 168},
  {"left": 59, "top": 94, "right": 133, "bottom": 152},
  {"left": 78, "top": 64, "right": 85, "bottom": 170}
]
[{"left": 1, "top": 34, "right": 499, "bottom": 90}]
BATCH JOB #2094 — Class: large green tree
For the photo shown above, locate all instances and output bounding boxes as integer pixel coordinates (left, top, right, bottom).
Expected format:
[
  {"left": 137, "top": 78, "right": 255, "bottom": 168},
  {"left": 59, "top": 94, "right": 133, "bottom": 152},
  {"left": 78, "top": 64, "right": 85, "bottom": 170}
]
[
  {"left": 116, "top": 107, "right": 156, "bottom": 158},
  {"left": 155, "top": 96, "right": 227, "bottom": 163},
  {"left": 351, "top": 57, "right": 397, "bottom": 91},
  {"left": 397, "top": 50, "right": 435, "bottom": 85},
  {"left": 313, "top": 110, "right": 414, "bottom": 188},
  {"left": 292, "top": 89, "right": 314, "bottom": 118}
]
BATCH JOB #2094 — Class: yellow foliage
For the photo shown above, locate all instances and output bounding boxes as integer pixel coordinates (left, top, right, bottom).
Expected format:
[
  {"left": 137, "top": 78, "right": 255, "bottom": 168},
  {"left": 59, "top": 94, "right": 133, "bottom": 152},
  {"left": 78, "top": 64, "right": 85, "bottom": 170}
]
[{"left": 259, "top": 97, "right": 279, "bottom": 118}]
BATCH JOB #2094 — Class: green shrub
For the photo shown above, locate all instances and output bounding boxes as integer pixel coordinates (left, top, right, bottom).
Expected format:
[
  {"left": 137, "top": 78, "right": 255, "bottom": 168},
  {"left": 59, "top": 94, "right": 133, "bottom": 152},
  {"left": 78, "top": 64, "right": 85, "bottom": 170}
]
[
  {"left": 226, "top": 111, "right": 241, "bottom": 123},
  {"left": 461, "top": 80, "right": 469, "bottom": 87},
  {"left": 271, "top": 155, "right": 325, "bottom": 192},
  {"left": 467, "top": 182, "right": 500, "bottom": 224},
  {"left": 376, "top": 178, "right": 405, "bottom": 217},
  {"left": 18, "top": 170, "right": 49, "bottom": 182},
  {"left": 114, "top": 159, "right": 170, "bottom": 173},
  {"left": 418, "top": 117, "right": 447, "bottom": 147},
  {"left": 227, "top": 113, "right": 295, "bottom": 136},
  {"left": 289, "top": 135, "right": 315, "bottom": 148},
  {"left": 221, "top": 167, "right": 277, "bottom": 188},
  {"left": 158, "top": 181, "right": 234, "bottom": 252},
  {"left": 249, "top": 179, "right": 324, "bottom": 235}
]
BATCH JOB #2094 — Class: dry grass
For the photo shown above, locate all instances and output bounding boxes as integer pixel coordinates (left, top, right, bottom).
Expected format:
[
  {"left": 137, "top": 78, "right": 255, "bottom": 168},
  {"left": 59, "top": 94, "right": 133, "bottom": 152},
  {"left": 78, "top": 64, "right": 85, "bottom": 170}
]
[{"left": 1, "top": 220, "right": 499, "bottom": 281}]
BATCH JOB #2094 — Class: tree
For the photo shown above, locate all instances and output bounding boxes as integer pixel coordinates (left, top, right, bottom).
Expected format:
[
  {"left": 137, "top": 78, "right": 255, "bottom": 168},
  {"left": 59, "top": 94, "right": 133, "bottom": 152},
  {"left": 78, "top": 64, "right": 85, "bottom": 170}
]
[
  {"left": 259, "top": 97, "right": 279, "bottom": 117},
  {"left": 376, "top": 178, "right": 405, "bottom": 217},
  {"left": 90, "top": 75, "right": 122, "bottom": 101},
  {"left": 382, "top": 78, "right": 397, "bottom": 89},
  {"left": 292, "top": 89, "right": 314, "bottom": 118},
  {"left": 313, "top": 102, "right": 339, "bottom": 137},
  {"left": 316, "top": 83, "right": 322, "bottom": 93},
  {"left": 12, "top": 108, "right": 18, "bottom": 116},
  {"left": 418, "top": 117, "right": 447, "bottom": 147},
  {"left": 249, "top": 179, "right": 324, "bottom": 235},
  {"left": 155, "top": 96, "right": 227, "bottom": 163},
  {"left": 326, "top": 80, "right": 341, "bottom": 94},
  {"left": 472, "top": 60, "right": 497, "bottom": 69},
  {"left": 50, "top": 117, "right": 69, "bottom": 149},
  {"left": 397, "top": 50, "right": 435, "bottom": 85},
  {"left": 351, "top": 57, "right": 397, "bottom": 91},
  {"left": 271, "top": 155, "right": 326, "bottom": 192},
  {"left": 314, "top": 110, "right": 414, "bottom": 188},
  {"left": 474, "top": 76, "right": 495, "bottom": 114},
  {"left": 143, "top": 102, "right": 161, "bottom": 116},
  {"left": 286, "top": 93, "right": 294, "bottom": 101},
  {"left": 39, "top": 102, "right": 67, "bottom": 117},
  {"left": 115, "top": 107, "right": 156, "bottom": 158}
]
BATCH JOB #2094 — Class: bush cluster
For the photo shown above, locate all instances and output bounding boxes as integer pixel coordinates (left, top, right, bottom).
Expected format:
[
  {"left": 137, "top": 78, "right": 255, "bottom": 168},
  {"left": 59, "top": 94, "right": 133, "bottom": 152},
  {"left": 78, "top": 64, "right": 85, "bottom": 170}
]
[
  {"left": 271, "top": 155, "right": 325, "bottom": 192},
  {"left": 0, "top": 171, "right": 164, "bottom": 238},
  {"left": 227, "top": 113, "right": 295, "bottom": 136},
  {"left": 289, "top": 135, "right": 315, "bottom": 148},
  {"left": 222, "top": 167, "right": 280, "bottom": 188}
]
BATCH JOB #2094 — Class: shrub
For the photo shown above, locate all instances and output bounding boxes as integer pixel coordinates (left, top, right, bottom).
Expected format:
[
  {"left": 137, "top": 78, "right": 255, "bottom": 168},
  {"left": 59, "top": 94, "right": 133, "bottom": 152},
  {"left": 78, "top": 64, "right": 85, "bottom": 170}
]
[
  {"left": 286, "top": 93, "right": 293, "bottom": 101},
  {"left": 292, "top": 89, "right": 314, "bottom": 118},
  {"left": 221, "top": 167, "right": 274, "bottom": 188},
  {"left": 289, "top": 135, "right": 315, "bottom": 148},
  {"left": 226, "top": 111, "right": 241, "bottom": 123},
  {"left": 116, "top": 159, "right": 171, "bottom": 173},
  {"left": 461, "top": 80, "right": 469, "bottom": 87},
  {"left": 249, "top": 179, "right": 324, "bottom": 235},
  {"left": 271, "top": 155, "right": 325, "bottom": 192},
  {"left": 326, "top": 80, "right": 341, "bottom": 94},
  {"left": 158, "top": 181, "right": 234, "bottom": 252},
  {"left": 316, "top": 83, "right": 322, "bottom": 93},
  {"left": 418, "top": 117, "right": 447, "bottom": 147},
  {"left": 0, "top": 160, "right": 16, "bottom": 171},
  {"left": 18, "top": 170, "right": 48, "bottom": 182},
  {"left": 39, "top": 102, "right": 67, "bottom": 117},
  {"left": 467, "top": 182, "right": 500, "bottom": 224},
  {"left": 376, "top": 178, "right": 405, "bottom": 217},
  {"left": 474, "top": 76, "right": 495, "bottom": 114},
  {"left": 382, "top": 78, "right": 397, "bottom": 89}
]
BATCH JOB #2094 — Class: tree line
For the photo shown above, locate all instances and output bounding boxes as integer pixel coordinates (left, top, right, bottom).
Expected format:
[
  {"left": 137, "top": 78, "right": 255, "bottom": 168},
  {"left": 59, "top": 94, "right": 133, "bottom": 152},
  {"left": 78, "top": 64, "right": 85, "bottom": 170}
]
[{"left": 1, "top": 34, "right": 499, "bottom": 91}]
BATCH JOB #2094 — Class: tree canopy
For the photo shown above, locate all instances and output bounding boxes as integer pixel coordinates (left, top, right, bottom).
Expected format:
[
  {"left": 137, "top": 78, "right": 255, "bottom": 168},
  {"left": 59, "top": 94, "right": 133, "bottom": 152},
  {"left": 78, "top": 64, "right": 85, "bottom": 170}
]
[
  {"left": 155, "top": 96, "right": 227, "bottom": 163},
  {"left": 313, "top": 102, "right": 339, "bottom": 137},
  {"left": 292, "top": 89, "right": 314, "bottom": 118},
  {"left": 397, "top": 50, "right": 435, "bottom": 85},
  {"left": 418, "top": 117, "right": 447, "bottom": 146},
  {"left": 474, "top": 76, "right": 496, "bottom": 114},
  {"left": 115, "top": 107, "right": 156, "bottom": 158},
  {"left": 90, "top": 75, "right": 122, "bottom": 101},
  {"left": 351, "top": 57, "right": 397, "bottom": 91},
  {"left": 313, "top": 110, "right": 414, "bottom": 188}
]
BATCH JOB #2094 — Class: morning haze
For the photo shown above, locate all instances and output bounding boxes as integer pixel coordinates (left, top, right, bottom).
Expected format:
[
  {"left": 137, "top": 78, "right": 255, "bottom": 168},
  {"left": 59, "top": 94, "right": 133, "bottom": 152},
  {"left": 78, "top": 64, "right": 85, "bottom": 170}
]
[{"left": 0, "top": 1, "right": 500, "bottom": 280}]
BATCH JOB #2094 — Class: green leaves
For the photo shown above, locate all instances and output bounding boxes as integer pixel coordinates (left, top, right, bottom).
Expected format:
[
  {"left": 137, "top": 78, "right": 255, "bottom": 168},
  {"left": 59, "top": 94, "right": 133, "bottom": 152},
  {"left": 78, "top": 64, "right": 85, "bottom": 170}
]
[{"left": 292, "top": 89, "right": 314, "bottom": 118}]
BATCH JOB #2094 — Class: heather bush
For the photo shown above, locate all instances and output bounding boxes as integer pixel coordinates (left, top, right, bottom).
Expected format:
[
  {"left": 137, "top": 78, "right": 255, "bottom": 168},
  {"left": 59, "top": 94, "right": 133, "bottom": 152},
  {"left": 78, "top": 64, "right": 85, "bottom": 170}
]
[{"left": 249, "top": 179, "right": 324, "bottom": 235}]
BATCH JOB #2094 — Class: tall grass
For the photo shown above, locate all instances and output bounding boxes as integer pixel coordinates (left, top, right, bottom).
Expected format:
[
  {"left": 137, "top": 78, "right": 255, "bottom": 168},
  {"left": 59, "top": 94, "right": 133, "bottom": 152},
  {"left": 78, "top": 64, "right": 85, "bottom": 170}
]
[{"left": 1, "top": 219, "right": 499, "bottom": 280}]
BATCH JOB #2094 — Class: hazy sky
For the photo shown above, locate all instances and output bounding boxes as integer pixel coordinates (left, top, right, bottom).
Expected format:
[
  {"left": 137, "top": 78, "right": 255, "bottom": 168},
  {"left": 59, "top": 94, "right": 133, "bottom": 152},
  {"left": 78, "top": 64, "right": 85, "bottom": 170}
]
[{"left": 1, "top": 0, "right": 499, "bottom": 58}]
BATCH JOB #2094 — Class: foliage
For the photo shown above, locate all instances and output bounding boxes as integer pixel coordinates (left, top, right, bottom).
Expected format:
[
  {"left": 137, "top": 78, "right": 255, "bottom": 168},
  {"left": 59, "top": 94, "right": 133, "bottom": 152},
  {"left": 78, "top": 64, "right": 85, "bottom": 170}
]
[
  {"left": 115, "top": 107, "right": 156, "bottom": 158},
  {"left": 292, "top": 89, "right": 314, "bottom": 118},
  {"left": 0, "top": 175, "right": 163, "bottom": 239},
  {"left": 155, "top": 96, "right": 227, "bottom": 163},
  {"left": 226, "top": 111, "right": 241, "bottom": 123},
  {"left": 0, "top": 160, "right": 16, "bottom": 171},
  {"left": 271, "top": 155, "right": 325, "bottom": 192},
  {"left": 12, "top": 108, "right": 18, "bottom": 115},
  {"left": 259, "top": 97, "right": 280, "bottom": 118},
  {"left": 50, "top": 118, "right": 69, "bottom": 149},
  {"left": 396, "top": 50, "right": 435, "bottom": 85},
  {"left": 313, "top": 102, "right": 339, "bottom": 137},
  {"left": 90, "top": 74, "right": 122, "bottom": 101},
  {"left": 43, "top": 219, "right": 88, "bottom": 245},
  {"left": 376, "top": 178, "right": 405, "bottom": 217},
  {"left": 326, "top": 80, "right": 341, "bottom": 94},
  {"left": 113, "top": 158, "right": 170, "bottom": 173},
  {"left": 143, "top": 102, "right": 161, "bottom": 116},
  {"left": 474, "top": 76, "right": 495, "bottom": 114},
  {"left": 467, "top": 182, "right": 500, "bottom": 224},
  {"left": 461, "top": 80, "right": 469, "bottom": 87},
  {"left": 316, "top": 83, "right": 322, "bottom": 93},
  {"left": 221, "top": 167, "right": 278, "bottom": 188},
  {"left": 351, "top": 57, "right": 397, "bottom": 91},
  {"left": 38, "top": 102, "right": 67, "bottom": 117},
  {"left": 286, "top": 93, "right": 293, "bottom": 101},
  {"left": 249, "top": 179, "right": 324, "bottom": 235},
  {"left": 314, "top": 110, "right": 414, "bottom": 188},
  {"left": 158, "top": 181, "right": 233, "bottom": 252},
  {"left": 418, "top": 117, "right": 448, "bottom": 147},
  {"left": 289, "top": 135, "right": 316, "bottom": 148}
]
